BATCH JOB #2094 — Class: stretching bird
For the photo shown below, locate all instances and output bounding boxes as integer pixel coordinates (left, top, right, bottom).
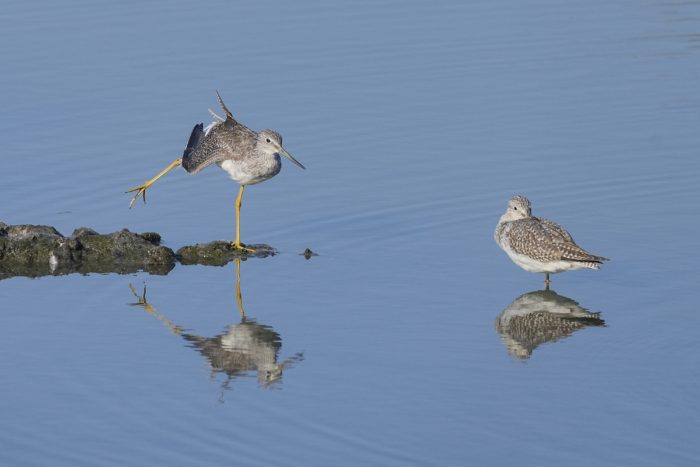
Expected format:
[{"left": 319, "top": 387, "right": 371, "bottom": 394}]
[{"left": 127, "top": 92, "right": 305, "bottom": 252}]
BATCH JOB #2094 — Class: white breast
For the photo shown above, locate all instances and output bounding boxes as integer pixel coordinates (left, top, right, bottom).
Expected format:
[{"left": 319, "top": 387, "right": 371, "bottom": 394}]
[{"left": 219, "top": 154, "right": 281, "bottom": 185}]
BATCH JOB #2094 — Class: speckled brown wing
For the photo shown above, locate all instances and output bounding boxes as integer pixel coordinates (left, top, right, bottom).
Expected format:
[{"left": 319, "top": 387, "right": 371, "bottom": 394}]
[
  {"left": 537, "top": 217, "right": 575, "bottom": 243},
  {"left": 538, "top": 217, "right": 608, "bottom": 262},
  {"left": 506, "top": 218, "right": 564, "bottom": 262},
  {"left": 182, "top": 120, "right": 257, "bottom": 174},
  {"left": 507, "top": 217, "right": 608, "bottom": 263}
]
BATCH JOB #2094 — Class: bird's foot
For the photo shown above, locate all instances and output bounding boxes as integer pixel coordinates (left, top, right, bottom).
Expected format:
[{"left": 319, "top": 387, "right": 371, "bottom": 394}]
[
  {"left": 125, "top": 159, "right": 182, "bottom": 209},
  {"left": 231, "top": 241, "right": 256, "bottom": 254},
  {"left": 126, "top": 182, "right": 153, "bottom": 208}
]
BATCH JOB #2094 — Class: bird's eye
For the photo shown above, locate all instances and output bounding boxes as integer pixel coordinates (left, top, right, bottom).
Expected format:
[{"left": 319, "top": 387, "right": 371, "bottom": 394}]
[
  {"left": 514, "top": 207, "right": 518, "bottom": 210},
  {"left": 266, "top": 138, "right": 271, "bottom": 143}
]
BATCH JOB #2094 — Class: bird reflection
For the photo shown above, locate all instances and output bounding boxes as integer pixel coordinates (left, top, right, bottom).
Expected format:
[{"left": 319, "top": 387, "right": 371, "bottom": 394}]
[
  {"left": 495, "top": 289, "right": 605, "bottom": 359},
  {"left": 128, "top": 258, "right": 303, "bottom": 392}
]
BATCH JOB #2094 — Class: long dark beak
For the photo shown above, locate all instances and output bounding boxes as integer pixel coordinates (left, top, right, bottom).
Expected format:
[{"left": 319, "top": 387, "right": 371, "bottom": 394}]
[{"left": 278, "top": 146, "right": 305, "bottom": 170}]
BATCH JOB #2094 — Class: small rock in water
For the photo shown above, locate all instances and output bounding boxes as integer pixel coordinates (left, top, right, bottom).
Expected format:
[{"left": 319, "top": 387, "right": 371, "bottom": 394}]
[
  {"left": 177, "top": 241, "right": 277, "bottom": 266},
  {"left": 302, "top": 248, "right": 318, "bottom": 259}
]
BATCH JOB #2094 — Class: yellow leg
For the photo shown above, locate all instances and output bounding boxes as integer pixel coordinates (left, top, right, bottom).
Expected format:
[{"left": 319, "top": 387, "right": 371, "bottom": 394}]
[
  {"left": 234, "top": 258, "right": 245, "bottom": 319},
  {"left": 231, "top": 185, "right": 255, "bottom": 252},
  {"left": 126, "top": 159, "right": 182, "bottom": 208}
]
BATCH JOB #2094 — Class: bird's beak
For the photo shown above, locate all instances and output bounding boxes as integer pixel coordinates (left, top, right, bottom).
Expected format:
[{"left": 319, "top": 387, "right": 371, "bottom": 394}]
[{"left": 278, "top": 146, "right": 305, "bottom": 170}]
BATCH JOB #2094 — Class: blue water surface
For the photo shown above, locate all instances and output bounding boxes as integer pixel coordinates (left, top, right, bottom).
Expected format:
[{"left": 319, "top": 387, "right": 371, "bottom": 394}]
[{"left": 1, "top": 0, "right": 699, "bottom": 465}]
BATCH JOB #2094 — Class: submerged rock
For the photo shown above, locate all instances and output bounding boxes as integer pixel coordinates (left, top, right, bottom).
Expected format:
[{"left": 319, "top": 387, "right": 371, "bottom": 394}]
[
  {"left": 0, "top": 224, "right": 176, "bottom": 279},
  {"left": 301, "top": 248, "right": 318, "bottom": 259},
  {"left": 177, "top": 241, "right": 277, "bottom": 266}
]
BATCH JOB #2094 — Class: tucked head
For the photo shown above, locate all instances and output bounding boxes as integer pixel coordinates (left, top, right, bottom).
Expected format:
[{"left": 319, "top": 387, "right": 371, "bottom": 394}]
[
  {"left": 258, "top": 129, "right": 305, "bottom": 170},
  {"left": 502, "top": 195, "right": 532, "bottom": 221}
]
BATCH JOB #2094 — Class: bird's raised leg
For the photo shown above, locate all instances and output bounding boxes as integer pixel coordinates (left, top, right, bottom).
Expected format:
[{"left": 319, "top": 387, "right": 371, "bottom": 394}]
[
  {"left": 126, "top": 159, "right": 182, "bottom": 208},
  {"left": 232, "top": 185, "right": 256, "bottom": 253},
  {"left": 545, "top": 272, "right": 550, "bottom": 290}
]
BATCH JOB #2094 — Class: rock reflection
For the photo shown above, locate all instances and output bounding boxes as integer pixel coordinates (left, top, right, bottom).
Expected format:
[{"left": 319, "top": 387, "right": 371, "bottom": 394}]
[
  {"left": 128, "top": 258, "right": 303, "bottom": 392},
  {"left": 496, "top": 289, "right": 605, "bottom": 359}
]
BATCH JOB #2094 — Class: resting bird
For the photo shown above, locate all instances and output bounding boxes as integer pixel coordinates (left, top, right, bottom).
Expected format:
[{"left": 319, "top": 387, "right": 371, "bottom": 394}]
[
  {"left": 494, "top": 195, "right": 609, "bottom": 288},
  {"left": 127, "top": 92, "right": 305, "bottom": 252}
]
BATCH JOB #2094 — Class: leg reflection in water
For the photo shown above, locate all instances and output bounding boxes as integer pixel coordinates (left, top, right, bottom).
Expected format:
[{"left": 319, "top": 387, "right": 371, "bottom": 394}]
[{"left": 128, "top": 258, "right": 303, "bottom": 393}]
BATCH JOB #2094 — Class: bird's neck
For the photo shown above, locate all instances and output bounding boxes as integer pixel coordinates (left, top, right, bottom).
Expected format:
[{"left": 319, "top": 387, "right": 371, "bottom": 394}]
[
  {"left": 498, "top": 213, "right": 530, "bottom": 225},
  {"left": 497, "top": 213, "right": 513, "bottom": 226}
]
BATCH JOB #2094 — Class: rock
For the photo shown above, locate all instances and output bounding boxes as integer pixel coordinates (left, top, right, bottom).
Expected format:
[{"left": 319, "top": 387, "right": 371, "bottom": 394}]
[
  {"left": 177, "top": 241, "right": 277, "bottom": 266},
  {"left": 0, "top": 224, "right": 176, "bottom": 280},
  {"left": 71, "top": 227, "right": 99, "bottom": 238},
  {"left": 5, "top": 224, "right": 63, "bottom": 240},
  {"left": 140, "top": 232, "right": 162, "bottom": 245},
  {"left": 301, "top": 248, "right": 318, "bottom": 259},
  {"left": 0, "top": 222, "right": 280, "bottom": 279}
]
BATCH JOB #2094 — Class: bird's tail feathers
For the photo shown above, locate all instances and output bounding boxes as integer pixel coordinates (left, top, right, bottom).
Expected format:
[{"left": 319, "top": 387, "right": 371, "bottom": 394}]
[
  {"left": 562, "top": 247, "right": 609, "bottom": 265},
  {"left": 584, "top": 253, "right": 610, "bottom": 264},
  {"left": 215, "top": 90, "right": 234, "bottom": 120},
  {"left": 208, "top": 108, "right": 225, "bottom": 122}
]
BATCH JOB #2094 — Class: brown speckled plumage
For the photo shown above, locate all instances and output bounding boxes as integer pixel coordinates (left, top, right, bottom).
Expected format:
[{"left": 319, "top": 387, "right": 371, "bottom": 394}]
[
  {"left": 500, "top": 216, "right": 607, "bottom": 264},
  {"left": 182, "top": 119, "right": 258, "bottom": 174},
  {"left": 179, "top": 92, "right": 302, "bottom": 185},
  {"left": 495, "top": 195, "right": 609, "bottom": 275}
]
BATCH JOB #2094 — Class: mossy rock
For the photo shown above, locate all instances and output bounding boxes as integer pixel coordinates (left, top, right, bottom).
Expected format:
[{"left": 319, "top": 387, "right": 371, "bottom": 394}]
[
  {"left": 176, "top": 241, "right": 277, "bottom": 266},
  {"left": 0, "top": 224, "right": 175, "bottom": 279}
]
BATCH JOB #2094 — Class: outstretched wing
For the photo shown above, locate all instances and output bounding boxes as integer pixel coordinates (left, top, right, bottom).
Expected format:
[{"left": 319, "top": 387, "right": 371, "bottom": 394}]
[{"left": 181, "top": 120, "right": 257, "bottom": 174}]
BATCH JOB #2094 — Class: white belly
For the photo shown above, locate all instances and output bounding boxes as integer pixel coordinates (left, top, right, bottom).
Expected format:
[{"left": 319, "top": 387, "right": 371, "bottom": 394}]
[
  {"left": 504, "top": 249, "right": 588, "bottom": 274},
  {"left": 219, "top": 155, "right": 281, "bottom": 185}
]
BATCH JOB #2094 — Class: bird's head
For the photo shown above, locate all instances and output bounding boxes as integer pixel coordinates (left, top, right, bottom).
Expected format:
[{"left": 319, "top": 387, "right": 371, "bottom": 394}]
[
  {"left": 258, "top": 129, "right": 305, "bottom": 170},
  {"left": 258, "top": 362, "right": 284, "bottom": 387},
  {"left": 257, "top": 352, "right": 304, "bottom": 388},
  {"left": 501, "top": 195, "right": 532, "bottom": 221}
]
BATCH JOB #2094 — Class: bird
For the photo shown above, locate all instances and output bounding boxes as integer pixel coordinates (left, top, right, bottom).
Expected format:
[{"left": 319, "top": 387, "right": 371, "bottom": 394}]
[
  {"left": 127, "top": 92, "right": 305, "bottom": 252},
  {"left": 494, "top": 195, "right": 609, "bottom": 288}
]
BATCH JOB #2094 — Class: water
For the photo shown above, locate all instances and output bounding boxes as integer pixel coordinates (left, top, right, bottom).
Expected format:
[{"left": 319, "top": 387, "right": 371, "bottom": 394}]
[{"left": 1, "top": 0, "right": 699, "bottom": 465}]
